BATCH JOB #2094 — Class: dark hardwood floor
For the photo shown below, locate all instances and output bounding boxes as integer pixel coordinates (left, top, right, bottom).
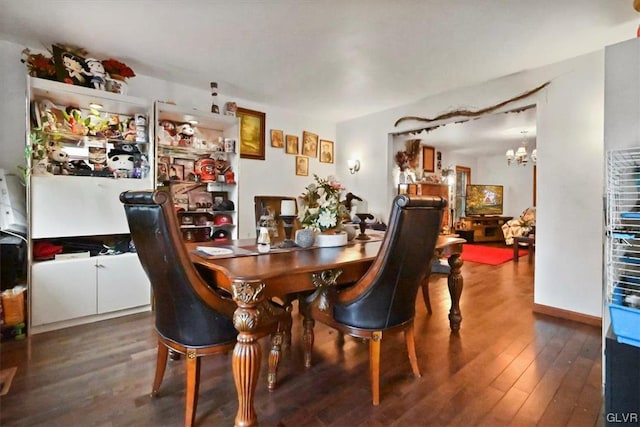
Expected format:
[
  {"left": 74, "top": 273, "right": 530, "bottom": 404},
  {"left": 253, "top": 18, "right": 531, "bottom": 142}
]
[{"left": 0, "top": 255, "right": 603, "bottom": 426}]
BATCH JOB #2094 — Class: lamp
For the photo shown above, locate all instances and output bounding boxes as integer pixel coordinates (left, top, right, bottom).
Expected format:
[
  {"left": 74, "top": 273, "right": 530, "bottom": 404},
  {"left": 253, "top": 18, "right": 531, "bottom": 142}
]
[
  {"left": 506, "top": 131, "right": 535, "bottom": 166},
  {"left": 348, "top": 159, "right": 361, "bottom": 174}
]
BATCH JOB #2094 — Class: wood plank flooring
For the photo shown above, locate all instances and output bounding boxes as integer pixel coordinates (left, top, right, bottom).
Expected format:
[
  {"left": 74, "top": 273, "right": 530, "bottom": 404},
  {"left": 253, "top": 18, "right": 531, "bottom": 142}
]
[{"left": 0, "top": 255, "right": 603, "bottom": 426}]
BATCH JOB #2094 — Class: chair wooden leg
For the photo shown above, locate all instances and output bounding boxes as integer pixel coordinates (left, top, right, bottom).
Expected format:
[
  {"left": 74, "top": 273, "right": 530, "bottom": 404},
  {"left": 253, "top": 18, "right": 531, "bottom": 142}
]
[
  {"left": 405, "top": 323, "right": 421, "bottom": 378},
  {"left": 152, "top": 341, "right": 169, "bottom": 396},
  {"left": 268, "top": 330, "right": 283, "bottom": 391},
  {"left": 184, "top": 349, "right": 200, "bottom": 427},
  {"left": 421, "top": 280, "right": 432, "bottom": 314},
  {"left": 369, "top": 331, "right": 382, "bottom": 406}
]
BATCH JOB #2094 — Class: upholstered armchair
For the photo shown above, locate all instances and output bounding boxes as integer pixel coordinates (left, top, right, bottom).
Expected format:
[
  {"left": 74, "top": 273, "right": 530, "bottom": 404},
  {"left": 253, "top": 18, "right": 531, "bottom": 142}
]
[
  {"left": 120, "top": 190, "right": 289, "bottom": 427},
  {"left": 501, "top": 206, "right": 536, "bottom": 245},
  {"left": 301, "top": 194, "right": 446, "bottom": 405}
]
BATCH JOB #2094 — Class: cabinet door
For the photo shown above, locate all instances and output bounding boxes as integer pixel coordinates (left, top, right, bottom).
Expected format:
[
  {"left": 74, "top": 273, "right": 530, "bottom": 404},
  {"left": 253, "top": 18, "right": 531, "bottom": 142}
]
[
  {"left": 31, "top": 175, "right": 149, "bottom": 238},
  {"left": 31, "top": 258, "right": 97, "bottom": 326},
  {"left": 96, "top": 253, "right": 150, "bottom": 313}
]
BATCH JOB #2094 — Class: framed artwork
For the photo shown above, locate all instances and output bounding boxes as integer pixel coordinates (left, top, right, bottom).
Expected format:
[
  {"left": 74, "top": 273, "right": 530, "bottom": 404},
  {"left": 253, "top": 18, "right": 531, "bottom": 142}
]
[
  {"left": 270, "top": 129, "right": 284, "bottom": 148},
  {"left": 174, "top": 158, "right": 196, "bottom": 181},
  {"left": 302, "top": 131, "right": 318, "bottom": 157},
  {"left": 211, "top": 191, "right": 229, "bottom": 209},
  {"left": 188, "top": 190, "right": 213, "bottom": 211},
  {"left": 422, "top": 146, "right": 435, "bottom": 173},
  {"left": 169, "top": 164, "right": 184, "bottom": 181},
  {"left": 52, "top": 45, "right": 89, "bottom": 87},
  {"left": 319, "top": 140, "right": 334, "bottom": 164},
  {"left": 286, "top": 134, "right": 299, "bottom": 154},
  {"left": 237, "top": 107, "right": 266, "bottom": 160},
  {"left": 295, "top": 156, "right": 309, "bottom": 176}
]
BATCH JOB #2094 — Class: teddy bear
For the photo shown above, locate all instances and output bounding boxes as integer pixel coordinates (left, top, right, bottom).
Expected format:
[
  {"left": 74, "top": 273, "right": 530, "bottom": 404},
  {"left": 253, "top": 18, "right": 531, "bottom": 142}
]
[{"left": 176, "top": 123, "right": 194, "bottom": 147}]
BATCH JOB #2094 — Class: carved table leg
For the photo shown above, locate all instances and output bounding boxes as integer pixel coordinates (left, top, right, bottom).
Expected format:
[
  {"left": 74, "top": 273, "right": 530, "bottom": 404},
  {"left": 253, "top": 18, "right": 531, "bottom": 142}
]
[
  {"left": 231, "top": 281, "right": 265, "bottom": 427},
  {"left": 298, "top": 296, "right": 315, "bottom": 368},
  {"left": 447, "top": 254, "right": 464, "bottom": 332}
]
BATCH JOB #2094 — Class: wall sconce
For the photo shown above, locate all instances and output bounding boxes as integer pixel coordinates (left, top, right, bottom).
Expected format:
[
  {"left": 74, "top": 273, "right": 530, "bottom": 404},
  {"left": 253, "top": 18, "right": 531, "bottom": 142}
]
[{"left": 348, "top": 159, "right": 361, "bottom": 174}]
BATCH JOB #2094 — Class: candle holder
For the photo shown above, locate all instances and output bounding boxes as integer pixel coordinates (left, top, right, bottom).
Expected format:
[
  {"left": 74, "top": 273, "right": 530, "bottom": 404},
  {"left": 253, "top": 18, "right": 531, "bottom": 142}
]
[
  {"left": 355, "top": 213, "right": 373, "bottom": 240},
  {"left": 278, "top": 215, "right": 297, "bottom": 248}
]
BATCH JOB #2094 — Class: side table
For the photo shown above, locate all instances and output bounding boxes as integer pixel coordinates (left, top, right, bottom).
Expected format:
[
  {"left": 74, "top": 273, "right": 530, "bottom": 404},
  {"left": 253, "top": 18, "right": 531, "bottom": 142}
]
[{"left": 513, "top": 235, "right": 535, "bottom": 262}]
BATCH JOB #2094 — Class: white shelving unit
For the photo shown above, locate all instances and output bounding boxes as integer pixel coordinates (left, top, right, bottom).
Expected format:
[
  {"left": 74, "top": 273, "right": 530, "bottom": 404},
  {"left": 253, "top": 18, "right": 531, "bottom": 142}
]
[
  {"left": 27, "top": 77, "right": 153, "bottom": 333},
  {"left": 154, "top": 101, "right": 240, "bottom": 240}
]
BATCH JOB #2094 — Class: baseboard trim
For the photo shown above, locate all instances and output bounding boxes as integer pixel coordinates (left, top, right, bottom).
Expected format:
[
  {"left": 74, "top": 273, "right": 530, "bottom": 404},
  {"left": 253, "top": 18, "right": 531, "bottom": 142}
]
[{"left": 532, "top": 303, "right": 602, "bottom": 327}]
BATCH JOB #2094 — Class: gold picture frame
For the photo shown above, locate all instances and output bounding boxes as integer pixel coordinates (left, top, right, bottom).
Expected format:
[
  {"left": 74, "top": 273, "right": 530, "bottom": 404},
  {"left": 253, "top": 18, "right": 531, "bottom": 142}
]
[
  {"left": 319, "top": 140, "right": 334, "bottom": 163},
  {"left": 237, "top": 107, "right": 266, "bottom": 160},
  {"left": 270, "top": 129, "right": 284, "bottom": 148},
  {"left": 286, "top": 134, "right": 299, "bottom": 154},
  {"left": 302, "top": 131, "right": 318, "bottom": 157},
  {"left": 295, "top": 156, "right": 309, "bottom": 176}
]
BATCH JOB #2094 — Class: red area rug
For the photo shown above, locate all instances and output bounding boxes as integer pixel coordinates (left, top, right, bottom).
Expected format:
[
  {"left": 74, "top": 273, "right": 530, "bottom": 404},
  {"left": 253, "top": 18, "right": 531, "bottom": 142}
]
[{"left": 461, "top": 244, "right": 527, "bottom": 266}]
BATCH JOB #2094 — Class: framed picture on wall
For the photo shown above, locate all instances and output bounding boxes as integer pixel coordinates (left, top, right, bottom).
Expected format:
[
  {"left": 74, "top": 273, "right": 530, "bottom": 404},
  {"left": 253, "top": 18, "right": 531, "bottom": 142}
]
[
  {"left": 319, "top": 140, "right": 334, "bottom": 163},
  {"left": 236, "top": 107, "right": 266, "bottom": 160},
  {"left": 422, "top": 146, "right": 435, "bottom": 173},
  {"left": 270, "top": 129, "right": 284, "bottom": 148},
  {"left": 286, "top": 134, "right": 299, "bottom": 154},
  {"left": 302, "top": 131, "right": 318, "bottom": 157},
  {"left": 295, "top": 156, "right": 309, "bottom": 176}
]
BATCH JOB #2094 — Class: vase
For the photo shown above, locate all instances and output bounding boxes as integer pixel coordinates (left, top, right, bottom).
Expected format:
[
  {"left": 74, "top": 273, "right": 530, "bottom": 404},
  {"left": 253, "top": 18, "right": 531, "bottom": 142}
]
[
  {"left": 314, "top": 231, "right": 348, "bottom": 248},
  {"left": 295, "top": 228, "right": 316, "bottom": 248}
]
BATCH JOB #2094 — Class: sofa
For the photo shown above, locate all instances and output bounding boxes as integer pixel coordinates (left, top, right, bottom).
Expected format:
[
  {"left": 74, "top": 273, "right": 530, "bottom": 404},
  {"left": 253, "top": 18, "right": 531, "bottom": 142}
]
[{"left": 501, "top": 207, "right": 536, "bottom": 245}]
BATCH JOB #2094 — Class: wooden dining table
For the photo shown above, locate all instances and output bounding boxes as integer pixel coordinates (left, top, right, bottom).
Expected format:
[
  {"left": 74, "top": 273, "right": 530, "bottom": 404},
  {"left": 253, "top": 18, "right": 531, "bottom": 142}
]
[{"left": 189, "top": 233, "right": 465, "bottom": 427}]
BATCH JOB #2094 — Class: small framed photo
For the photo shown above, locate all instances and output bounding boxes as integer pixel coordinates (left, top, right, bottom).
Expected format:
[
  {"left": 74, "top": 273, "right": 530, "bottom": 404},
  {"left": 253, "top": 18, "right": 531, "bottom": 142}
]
[
  {"left": 302, "top": 131, "right": 318, "bottom": 157},
  {"left": 286, "top": 134, "right": 299, "bottom": 154},
  {"left": 211, "top": 191, "right": 229, "bottom": 209},
  {"left": 169, "top": 164, "right": 184, "bottom": 181},
  {"left": 422, "top": 146, "right": 435, "bottom": 173},
  {"left": 174, "top": 158, "right": 196, "bottom": 181},
  {"left": 319, "top": 140, "right": 334, "bottom": 164},
  {"left": 270, "top": 129, "right": 284, "bottom": 148},
  {"left": 188, "top": 190, "right": 213, "bottom": 211},
  {"left": 157, "top": 162, "right": 170, "bottom": 182},
  {"left": 295, "top": 156, "right": 309, "bottom": 176}
]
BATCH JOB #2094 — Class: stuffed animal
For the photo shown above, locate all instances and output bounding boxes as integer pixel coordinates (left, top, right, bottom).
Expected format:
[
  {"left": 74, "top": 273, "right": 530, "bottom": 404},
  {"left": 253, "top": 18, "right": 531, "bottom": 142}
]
[
  {"left": 48, "top": 147, "right": 70, "bottom": 175},
  {"left": 84, "top": 58, "right": 107, "bottom": 90},
  {"left": 176, "top": 123, "right": 194, "bottom": 147},
  {"left": 107, "top": 152, "right": 134, "bottom": 172}
]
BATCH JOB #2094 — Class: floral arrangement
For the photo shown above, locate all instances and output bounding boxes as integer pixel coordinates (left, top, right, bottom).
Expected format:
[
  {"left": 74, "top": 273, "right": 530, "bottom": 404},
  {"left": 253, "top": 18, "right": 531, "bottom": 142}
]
[
  {"left": 394, "top": 139, "right": 421, "bottom": 171},
  {"left": 101, "top": 58, "right": 136, "bottom": 79},
  {"left": 298, "top": 175, "right": 348, "bottom": 232},
  {"left": 21, "top": 49, "right": 56, "bottom": 79}
]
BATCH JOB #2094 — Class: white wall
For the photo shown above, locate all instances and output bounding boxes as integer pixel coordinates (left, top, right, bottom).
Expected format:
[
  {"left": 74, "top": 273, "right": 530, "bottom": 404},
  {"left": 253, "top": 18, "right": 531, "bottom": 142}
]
[
  {"left": 0, "top": 40, "right": 336, "bottom": 239},
  {"left": 337, "top": 50, "right": 607, "bottom": 318},
  {"left": 475, "top": 154, "right": 535, "bottom": 218}
]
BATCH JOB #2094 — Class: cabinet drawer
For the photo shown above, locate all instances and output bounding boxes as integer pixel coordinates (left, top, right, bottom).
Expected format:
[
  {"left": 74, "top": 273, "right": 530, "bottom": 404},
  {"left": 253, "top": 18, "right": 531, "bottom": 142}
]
[
  {"left": 31, "top": 257, "right": 97, "bottom": 326},
  {"left": 31, "top": 175, "right": 149, "bottom": 238}
]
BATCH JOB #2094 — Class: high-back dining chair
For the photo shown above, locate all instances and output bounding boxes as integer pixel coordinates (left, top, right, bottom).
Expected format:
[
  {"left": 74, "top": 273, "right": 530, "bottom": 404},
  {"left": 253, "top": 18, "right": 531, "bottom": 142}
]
[
  {"left": 120, "top": 190, "right": 289, "bottom": 427},
  {"left": 303, "top": 194, "right": 446, "bottom": 405}
]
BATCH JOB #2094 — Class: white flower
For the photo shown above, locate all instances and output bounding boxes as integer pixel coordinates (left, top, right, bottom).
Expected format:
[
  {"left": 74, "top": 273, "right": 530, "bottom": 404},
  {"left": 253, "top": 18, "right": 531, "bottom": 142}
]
[{"left": 318, "top": 209, "right": 337, "bottom": 229}]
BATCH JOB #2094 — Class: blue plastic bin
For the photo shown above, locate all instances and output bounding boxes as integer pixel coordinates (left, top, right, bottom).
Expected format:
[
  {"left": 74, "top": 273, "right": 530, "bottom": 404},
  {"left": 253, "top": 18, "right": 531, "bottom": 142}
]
[{"left": 609, "top": 302, "right": 640, "bottom": 348}]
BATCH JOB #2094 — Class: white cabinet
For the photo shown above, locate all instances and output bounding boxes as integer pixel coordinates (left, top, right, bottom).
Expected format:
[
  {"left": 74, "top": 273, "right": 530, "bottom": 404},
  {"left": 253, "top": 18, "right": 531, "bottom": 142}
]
[
  {"left": 27, "top": 77, "right": 153, "bottom": 333},
  {"left": 154, "top": 101, "right": 240, "bottom": 240},
  {"left": 31, "top": 253, "right": 150, "bottom": 328}
]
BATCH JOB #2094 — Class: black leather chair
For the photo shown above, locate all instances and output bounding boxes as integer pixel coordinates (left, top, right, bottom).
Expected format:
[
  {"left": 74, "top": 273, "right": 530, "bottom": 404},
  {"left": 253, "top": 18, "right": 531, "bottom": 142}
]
[
  {"left": 120, "top": 190, "right": 289, "bottom": 427},
  {"left": 303, "top": 194, "right": 446, "bottom": 405}
]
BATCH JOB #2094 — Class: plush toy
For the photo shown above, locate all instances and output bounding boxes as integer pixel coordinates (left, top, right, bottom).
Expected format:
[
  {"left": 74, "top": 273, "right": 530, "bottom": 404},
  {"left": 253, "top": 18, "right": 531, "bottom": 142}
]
[
  {"left": 84, "top": 58, "right": 107, "bottom": 90},
  {"left": 176, "top": 123, "right": 194, "bottom": 147},
  {"left": 107, "top": 152, "right": 134, "bottom": 172},
  {"left": 48, "top": 147, "right": 70, "bottom": 175}
]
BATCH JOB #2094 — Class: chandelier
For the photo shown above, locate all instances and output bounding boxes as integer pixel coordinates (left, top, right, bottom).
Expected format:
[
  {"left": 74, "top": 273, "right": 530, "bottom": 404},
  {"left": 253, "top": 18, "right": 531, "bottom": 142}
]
[{"left": 506, "top": 130, "right": 536, "bottom": 166}]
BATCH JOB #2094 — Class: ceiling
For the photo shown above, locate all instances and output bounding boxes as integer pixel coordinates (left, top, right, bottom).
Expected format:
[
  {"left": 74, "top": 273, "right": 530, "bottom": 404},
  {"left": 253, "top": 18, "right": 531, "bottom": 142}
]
[{"left": 1, "top": 1, "right": 638, "bottom": 153}]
